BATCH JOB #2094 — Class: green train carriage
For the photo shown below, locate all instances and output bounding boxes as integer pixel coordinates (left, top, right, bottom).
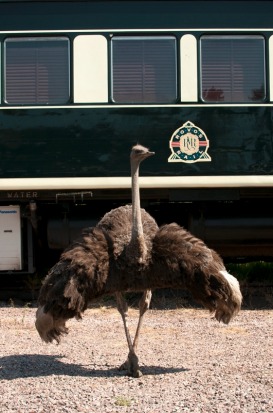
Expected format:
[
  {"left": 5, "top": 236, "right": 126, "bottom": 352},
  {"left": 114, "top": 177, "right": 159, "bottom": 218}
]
[{"left": 0, "top": 0, "right": 273, "bottom": 274}]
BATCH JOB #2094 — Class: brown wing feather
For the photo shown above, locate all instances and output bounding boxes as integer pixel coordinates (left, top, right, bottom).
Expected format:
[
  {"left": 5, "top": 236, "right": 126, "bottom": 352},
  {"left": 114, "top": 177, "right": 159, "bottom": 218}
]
[
  {"left": 37, "top": 227, "right": 110, "bottom": 320},
  {"left": 151, "top": 223, "right": 242, "bottom": 323}
]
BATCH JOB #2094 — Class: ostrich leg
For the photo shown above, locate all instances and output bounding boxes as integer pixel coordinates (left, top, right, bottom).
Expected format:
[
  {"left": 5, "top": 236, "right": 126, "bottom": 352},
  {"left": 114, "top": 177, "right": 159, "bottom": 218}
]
[
  {"left": 119, "top": 289, "right": 152, "bottom": 376},
  {"left": 133, "top": 289, "right": 152, "bottom": 350},
  {"left": 115, "top": 292, "right": 142, "bottom": 378}
]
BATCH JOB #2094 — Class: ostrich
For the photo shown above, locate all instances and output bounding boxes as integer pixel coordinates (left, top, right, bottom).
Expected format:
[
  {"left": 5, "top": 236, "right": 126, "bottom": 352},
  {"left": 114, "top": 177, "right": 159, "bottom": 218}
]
[
  {"left": 35, "top": 149, "right": 242, "bottom": 378},
  {"left": 97, "top": 145, "right": 158, "bottom": 376},
  {"left": 36, "top": 144, "right": 158, "bottom": 377}
]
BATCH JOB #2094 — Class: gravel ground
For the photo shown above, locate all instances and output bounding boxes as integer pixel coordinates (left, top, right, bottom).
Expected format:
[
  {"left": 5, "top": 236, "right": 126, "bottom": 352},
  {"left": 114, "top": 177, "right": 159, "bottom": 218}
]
[{"left": 0, "top": 304, "right": 272, "bottom": 413}]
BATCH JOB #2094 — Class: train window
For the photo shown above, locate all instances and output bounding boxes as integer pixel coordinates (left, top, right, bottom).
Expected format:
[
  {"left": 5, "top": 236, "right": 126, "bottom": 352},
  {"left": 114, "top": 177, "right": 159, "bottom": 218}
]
[
  {"left": 4, "top": 37, "right": 70, "bottom": 105},
  {"left": 200, "top": 35, "right": 265, "bottom": 103},
  {"left": 111, "top": 36, "right": 177, "bottom": 103},
  {"left": 269, "top": 36, "right": 273, "bottom": 101}
]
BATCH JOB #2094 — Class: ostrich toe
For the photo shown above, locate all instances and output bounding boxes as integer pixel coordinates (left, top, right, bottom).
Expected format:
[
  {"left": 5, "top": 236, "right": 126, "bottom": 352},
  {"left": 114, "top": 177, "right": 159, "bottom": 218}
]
[{"left": 119, "top": 352, "right": 142, "bottom": 378}]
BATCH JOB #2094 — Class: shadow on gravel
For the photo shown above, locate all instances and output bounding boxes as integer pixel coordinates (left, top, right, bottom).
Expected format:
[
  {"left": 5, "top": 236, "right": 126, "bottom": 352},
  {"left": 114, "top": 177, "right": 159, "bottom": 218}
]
[{"left": 0, "top": 354, "right": 188, "bottom": 380}]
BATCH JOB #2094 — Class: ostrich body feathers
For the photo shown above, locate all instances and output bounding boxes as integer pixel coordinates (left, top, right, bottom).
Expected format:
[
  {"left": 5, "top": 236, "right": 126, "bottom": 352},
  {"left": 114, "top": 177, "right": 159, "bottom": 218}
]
[{"left": 97, "top": 204, "right": 158, "bottom": 265}]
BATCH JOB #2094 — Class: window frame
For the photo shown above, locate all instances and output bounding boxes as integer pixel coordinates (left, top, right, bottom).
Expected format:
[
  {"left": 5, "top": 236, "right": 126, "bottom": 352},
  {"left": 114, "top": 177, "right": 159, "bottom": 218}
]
[
  {"left": 110, "top": 35, "right": 178, "bottom": 104},
  {"left": 199, "top": 34, "right": 266, "bottom": 104},
  {"left": 4, "top": 36, "right": 71, "bottom": 105}
]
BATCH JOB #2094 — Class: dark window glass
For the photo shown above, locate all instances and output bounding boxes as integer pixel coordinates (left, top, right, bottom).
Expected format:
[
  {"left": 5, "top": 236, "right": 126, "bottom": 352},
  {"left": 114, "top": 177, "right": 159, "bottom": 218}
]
[
  {"left": 201, "top": 35, "right": 265, "bottom": 103},
  {"left": 4, "top": 37, "right": 70, "bottom": 104},
  {"left": 111, "top": 36, "right": 177, "bottom": 103}
]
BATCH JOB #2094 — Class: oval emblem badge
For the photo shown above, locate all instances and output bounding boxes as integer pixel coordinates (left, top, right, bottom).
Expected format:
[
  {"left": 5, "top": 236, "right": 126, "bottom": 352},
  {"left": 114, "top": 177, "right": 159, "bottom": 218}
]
[{"left": 168, "top": 121, "right": 211, "bottom": 163}]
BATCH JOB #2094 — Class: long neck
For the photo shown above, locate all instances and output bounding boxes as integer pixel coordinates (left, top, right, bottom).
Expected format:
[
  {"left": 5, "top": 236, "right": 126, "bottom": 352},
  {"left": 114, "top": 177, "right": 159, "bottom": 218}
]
[
  {"left": 129, "top": 160, "right": 147, "bottom": 263},
  {"left": 131, "top": 161, "right": 143, "bottom": 239}
]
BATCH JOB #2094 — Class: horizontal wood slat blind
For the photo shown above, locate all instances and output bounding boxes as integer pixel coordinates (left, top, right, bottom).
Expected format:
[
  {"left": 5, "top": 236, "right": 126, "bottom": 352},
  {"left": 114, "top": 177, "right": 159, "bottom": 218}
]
[
  {"left": 5, "top": 37, "right": 70, "bottom": 104},
  {"left": 201, "top": 35, "right": 265, "bottom": 103},
  {"left": 111, "top": 36, "right": 177, "bottom": 103}
]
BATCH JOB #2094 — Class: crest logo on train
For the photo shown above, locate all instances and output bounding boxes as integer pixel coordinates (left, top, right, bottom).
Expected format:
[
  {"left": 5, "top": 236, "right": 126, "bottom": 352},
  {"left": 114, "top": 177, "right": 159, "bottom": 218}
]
[{"left": 168, "top": 121, "right": 211, "bottom": 163}]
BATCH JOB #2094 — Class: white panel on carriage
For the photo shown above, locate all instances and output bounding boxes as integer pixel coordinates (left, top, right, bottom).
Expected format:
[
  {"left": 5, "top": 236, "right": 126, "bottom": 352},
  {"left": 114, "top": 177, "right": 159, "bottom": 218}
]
[
  {"left": 73, "top": 35, "right": 108, "bottom": 103},
  {"left": 270, "top": 36, "right": 273, "bottom": 101},
  {"left": 180, "top": 34, "right": 198, "bottom": 102},
  {"left": 0, "top": 205, "right": 22, "bottom": 270}
]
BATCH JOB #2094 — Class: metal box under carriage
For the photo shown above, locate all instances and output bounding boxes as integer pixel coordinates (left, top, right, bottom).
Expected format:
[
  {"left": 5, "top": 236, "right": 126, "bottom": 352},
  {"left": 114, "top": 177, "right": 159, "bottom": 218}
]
[{"left": 1, "top": 0, "right": 273, "bottom": 275}]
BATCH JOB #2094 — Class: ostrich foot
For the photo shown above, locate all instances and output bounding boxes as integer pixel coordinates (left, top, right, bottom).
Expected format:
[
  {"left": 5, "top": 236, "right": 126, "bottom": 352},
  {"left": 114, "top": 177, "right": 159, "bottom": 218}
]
[
  {"left": 119, "top": 353, "right": 142, "bottom": 378},
  {"left": 118, "top": 358, "right": 130, "bottom": 371}
]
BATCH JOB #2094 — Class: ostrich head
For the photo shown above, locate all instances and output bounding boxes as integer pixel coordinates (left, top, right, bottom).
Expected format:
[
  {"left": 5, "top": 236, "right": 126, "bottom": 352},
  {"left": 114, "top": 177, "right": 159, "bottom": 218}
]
[{"left": 130, "top": 144, "right": 155, "bottom": 166}]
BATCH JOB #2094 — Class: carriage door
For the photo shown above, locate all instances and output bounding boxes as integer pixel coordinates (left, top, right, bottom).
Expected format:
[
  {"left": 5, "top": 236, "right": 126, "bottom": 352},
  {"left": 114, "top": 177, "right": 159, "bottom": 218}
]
[{"left": 0, "top": 205, "right": 22, "bottom": 270}]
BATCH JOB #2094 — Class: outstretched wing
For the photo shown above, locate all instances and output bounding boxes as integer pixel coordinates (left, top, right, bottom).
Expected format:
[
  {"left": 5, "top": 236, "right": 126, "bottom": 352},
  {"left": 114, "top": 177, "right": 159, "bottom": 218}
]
[
  {"left": 38, "top": 227, "right": 110, "bottom": 320},
  {"left": 152, "top": 223, "right": 242, "bottom": 323}
]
